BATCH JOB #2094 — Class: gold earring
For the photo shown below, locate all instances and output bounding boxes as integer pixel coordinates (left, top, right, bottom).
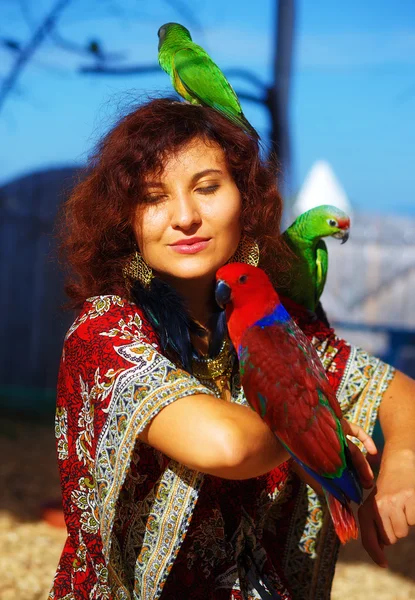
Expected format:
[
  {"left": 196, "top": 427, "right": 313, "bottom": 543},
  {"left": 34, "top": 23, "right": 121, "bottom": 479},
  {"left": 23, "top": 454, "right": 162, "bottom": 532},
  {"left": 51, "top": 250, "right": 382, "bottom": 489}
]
[
  {"left": 123, "top": 251, "right": 154, "bottom": 287},
  {"left": 228, "top": 235, "right": 260, "bottom": 267}
]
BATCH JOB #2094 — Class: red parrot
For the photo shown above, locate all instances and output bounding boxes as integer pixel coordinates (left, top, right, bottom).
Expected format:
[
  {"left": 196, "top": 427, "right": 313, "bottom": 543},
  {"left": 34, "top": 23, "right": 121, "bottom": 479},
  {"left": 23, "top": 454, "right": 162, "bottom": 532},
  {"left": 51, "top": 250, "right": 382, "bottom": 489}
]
[{"left": 215, "top": 263, "right": 363, "bottom": 544}]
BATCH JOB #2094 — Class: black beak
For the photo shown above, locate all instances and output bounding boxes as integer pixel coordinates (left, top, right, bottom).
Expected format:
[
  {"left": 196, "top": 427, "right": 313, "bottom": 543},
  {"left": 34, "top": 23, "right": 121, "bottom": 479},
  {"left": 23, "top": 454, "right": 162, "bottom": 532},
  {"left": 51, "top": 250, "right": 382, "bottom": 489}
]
[
  {"left": 215, "top": 280, "right": 232, "bottom": 308},
  {"left": 332, "top": 229, "right": 350, "bottom": 244},
  {"left": 341, "top": 229, "right": 349, "bottom": 244}
]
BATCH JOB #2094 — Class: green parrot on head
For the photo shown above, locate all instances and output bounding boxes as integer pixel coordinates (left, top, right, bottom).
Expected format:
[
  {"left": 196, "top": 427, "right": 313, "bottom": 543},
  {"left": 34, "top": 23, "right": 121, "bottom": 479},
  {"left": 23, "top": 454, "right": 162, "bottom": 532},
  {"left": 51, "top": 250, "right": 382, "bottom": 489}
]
[
  {"left": 278, "top": 204, "right": 350, "bottom": 313},
  {"left": 157, "top": 22, "right": 258, "bottom": 138}
]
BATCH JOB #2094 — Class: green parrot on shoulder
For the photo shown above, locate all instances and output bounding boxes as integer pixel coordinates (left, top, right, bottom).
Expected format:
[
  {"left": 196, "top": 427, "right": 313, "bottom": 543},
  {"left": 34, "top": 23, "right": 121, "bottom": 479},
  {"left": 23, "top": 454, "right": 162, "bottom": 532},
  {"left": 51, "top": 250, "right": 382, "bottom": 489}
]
[
  {"left": 278, "top": 205, "right": 350, "bottom": 314},
  {"left": 157, "top": 22, "right": 258, "bottom": 138}
]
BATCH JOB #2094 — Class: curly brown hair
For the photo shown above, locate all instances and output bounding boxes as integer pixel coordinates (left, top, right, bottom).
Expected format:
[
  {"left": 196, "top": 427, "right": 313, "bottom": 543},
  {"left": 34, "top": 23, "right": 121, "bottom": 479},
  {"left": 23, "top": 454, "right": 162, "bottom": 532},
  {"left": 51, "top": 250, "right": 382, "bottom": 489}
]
[{"left": 59, "top": 97, "right": 292, "bottom": 307}]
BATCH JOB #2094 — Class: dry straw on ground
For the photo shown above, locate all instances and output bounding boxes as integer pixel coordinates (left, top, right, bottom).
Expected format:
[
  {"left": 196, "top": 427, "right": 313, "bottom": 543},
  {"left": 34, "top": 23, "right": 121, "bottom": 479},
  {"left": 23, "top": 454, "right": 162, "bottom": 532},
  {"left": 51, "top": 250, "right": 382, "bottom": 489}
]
[{"left": 0, "top": 415, "right": 414, "bottom": 599}]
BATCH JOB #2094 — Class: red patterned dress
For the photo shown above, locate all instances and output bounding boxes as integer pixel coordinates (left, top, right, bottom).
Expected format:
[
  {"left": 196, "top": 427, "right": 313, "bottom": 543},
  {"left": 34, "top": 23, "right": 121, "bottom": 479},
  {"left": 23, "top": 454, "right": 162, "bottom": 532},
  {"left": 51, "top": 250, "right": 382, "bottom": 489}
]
[{"left": 49, "top": 295, "right": 394, "bottom": 600}]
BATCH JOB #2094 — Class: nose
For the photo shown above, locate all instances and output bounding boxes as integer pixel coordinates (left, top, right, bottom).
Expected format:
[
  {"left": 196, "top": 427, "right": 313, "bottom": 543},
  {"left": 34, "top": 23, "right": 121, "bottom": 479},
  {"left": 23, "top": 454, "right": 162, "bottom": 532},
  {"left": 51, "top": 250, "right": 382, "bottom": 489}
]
[{"left": 170, "top": 191, "right": 202, "bottom": 230}]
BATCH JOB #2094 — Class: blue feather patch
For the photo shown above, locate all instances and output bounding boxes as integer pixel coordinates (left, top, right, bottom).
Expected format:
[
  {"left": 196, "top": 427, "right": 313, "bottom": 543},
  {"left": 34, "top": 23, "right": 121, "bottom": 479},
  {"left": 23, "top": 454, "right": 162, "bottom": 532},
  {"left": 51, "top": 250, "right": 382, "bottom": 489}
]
[
  {"left": 255, "top": 304, "right": 290, "bottom": 328},
  {"left": 285, "top": 445, "right": 362, "bottom": 505}
]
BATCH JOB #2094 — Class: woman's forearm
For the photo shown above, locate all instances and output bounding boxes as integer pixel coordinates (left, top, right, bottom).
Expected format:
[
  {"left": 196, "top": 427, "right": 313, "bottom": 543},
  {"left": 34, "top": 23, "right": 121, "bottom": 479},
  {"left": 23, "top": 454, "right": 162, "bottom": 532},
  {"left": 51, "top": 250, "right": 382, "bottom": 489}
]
[
  {"left": 139, "top": 393, "right": 290, "bottom": 479},
  {"left": 358, "top": 370, "right": 415, "bottom": 566},
  {"left": 378, "top": 370, "right": 415, "bottom": 456}
]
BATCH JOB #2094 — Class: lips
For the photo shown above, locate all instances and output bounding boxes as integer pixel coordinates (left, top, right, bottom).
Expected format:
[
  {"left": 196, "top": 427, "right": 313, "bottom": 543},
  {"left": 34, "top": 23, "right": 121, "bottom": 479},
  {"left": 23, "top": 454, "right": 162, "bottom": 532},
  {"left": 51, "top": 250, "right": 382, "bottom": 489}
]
[
  {"left": 170, "top": 237, "right": 210, "bottom": 246},
  {"left": 169, "top": 237, "right": 211, "bottom": 255}
]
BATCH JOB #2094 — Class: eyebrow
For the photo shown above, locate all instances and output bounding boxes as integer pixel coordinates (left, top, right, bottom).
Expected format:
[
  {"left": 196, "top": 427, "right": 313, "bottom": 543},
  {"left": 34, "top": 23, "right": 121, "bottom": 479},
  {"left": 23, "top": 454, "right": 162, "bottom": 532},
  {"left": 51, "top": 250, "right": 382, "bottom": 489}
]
[
  {"left": 144, "top": 169, "right": 223, "bottom": 188},
  {"left": 191, "top": 169, "right": 223, "bottom": 184}
]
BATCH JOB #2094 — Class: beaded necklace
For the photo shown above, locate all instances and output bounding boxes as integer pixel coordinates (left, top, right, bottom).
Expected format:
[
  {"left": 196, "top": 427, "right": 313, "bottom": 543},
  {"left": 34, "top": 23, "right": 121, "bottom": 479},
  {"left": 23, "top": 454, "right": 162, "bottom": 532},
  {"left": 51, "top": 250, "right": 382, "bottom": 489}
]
[{"left": 191, "top": 338, "right": 235, "bottom": 399}]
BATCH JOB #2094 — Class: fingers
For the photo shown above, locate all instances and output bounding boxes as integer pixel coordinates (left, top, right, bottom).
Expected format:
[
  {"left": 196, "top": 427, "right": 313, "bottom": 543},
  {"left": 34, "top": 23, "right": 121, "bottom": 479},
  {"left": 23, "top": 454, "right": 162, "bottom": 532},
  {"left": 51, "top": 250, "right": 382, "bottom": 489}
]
[
  {"left": 342, "top": 419, "right": 377, "bottom": 489},
  {"left": 377, "top": 490, "right": 413, "bottom": 542},
  {"left": 377, "top": 513, "right": 397, "bottom": 545},
  {"left": 358, "top": 504, "right": 388, "bottom": 567},
  {"left": 347, "top": 439, "right": 374, "bottom": 489},
  {"left": 404, "top": 490, "right": 415, "bottom": 526},
  {"left": 342, "top": 419, "right": 378, "bottom": 456},
  {"left": 390, "top": 509, "right": 409, "bottom": 540},
  {"left": 363, "top": 489, "right": 412, "bottom": 547},
  {"left": 357, "top": 444, "right": 415, "bottom": 561}
]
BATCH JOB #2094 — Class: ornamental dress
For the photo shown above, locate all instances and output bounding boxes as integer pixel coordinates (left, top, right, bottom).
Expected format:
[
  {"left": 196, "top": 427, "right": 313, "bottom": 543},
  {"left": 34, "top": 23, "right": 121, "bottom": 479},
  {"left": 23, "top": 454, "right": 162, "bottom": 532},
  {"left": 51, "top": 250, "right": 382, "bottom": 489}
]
[{"left": 49, "top": 295, "right": 394, "bottom": 600}]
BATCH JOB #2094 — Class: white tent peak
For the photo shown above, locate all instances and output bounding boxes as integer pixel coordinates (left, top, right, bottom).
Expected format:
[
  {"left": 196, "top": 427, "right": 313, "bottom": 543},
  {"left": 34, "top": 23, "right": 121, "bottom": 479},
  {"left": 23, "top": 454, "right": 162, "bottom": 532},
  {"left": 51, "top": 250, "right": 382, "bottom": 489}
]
[{"left": 293, "top": 160, "right": 352, "bottom": 217}]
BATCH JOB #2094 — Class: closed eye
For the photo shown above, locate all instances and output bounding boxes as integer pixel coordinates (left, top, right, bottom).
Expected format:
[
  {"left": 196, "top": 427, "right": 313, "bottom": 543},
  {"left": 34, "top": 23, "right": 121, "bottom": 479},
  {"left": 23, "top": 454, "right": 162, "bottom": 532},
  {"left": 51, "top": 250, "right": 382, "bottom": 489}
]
[
  {"left": 196, "top": 184, "right": 220, "bottom": 195},
  {"left": 143, "top": 194, "right": 168, "bottom": 204}
]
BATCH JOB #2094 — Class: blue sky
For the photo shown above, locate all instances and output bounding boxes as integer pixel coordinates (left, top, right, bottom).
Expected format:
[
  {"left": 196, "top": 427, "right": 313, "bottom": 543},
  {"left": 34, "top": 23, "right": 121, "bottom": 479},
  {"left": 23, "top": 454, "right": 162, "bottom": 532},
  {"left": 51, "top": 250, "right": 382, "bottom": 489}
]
[{"left": 0, "top": 0, "right": 414, "bottom": 214}]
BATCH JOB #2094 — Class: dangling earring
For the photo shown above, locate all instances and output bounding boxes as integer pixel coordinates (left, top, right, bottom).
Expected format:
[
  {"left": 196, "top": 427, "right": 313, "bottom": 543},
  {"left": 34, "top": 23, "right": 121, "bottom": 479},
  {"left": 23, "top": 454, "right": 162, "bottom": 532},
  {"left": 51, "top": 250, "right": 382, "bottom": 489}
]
[
  {"left": 228, "top": 235, "right": 260, "bottom": 267},
  {"left": 123, "top": 251, "right": 154, "bottom": 287}
]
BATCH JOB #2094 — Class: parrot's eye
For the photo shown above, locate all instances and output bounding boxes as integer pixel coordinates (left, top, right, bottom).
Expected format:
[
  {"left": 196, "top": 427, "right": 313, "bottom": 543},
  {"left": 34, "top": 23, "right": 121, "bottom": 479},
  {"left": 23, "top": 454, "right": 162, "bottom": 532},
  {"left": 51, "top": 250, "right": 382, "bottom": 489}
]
[
  {"left": 238, "top": 275, "right": 248, "bottom": 284},
  {"left": 327, "top": 218, "right": 338, "bottom": 227}
]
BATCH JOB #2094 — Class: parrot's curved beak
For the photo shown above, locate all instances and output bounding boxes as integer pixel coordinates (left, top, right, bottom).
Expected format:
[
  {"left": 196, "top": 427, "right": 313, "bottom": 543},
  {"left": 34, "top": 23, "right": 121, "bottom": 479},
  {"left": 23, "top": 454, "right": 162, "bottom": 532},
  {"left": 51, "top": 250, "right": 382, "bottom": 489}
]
[
  {"left": 215, "top": 280, "right": 232, "bottom": 308},
  {"left": 332, "top": 229, "right": 349, "bottom": 244}
]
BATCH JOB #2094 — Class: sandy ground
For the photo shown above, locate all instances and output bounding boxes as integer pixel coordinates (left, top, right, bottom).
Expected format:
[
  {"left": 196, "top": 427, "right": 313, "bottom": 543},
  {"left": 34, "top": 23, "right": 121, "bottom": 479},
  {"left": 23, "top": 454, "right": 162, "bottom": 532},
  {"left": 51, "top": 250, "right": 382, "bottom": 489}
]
[
  {"left": 0, "top": 415, "right": 414, "bottom": 599},
  {"left": 333, "top": 529, "right": 415, "bottom": 600}
]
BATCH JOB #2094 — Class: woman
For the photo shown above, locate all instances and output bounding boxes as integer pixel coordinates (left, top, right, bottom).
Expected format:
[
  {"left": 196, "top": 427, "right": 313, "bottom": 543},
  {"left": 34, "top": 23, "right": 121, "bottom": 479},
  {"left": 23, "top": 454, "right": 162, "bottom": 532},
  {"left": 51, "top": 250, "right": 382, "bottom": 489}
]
[{"left": 50, "top": 98, "right": 415, "bottom": 600}]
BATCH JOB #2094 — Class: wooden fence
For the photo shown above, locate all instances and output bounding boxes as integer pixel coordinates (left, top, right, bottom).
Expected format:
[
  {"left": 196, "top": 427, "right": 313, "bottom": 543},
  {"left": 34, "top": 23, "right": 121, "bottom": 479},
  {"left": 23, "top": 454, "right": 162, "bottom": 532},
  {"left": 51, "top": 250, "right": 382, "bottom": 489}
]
[{"left": 0, "top": 167, "right": 80, "bottom": 412}]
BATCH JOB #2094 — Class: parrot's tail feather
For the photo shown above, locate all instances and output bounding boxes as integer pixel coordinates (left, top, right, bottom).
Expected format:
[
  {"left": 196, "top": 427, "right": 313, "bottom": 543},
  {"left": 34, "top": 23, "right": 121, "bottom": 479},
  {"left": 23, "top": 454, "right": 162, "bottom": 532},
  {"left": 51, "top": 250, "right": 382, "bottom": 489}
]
[
  {"left": 326, "top": 492, "right": 358, "bottom": 544},
  {"left": 240, "top": 116, "right": 259, "bottom": 140}
]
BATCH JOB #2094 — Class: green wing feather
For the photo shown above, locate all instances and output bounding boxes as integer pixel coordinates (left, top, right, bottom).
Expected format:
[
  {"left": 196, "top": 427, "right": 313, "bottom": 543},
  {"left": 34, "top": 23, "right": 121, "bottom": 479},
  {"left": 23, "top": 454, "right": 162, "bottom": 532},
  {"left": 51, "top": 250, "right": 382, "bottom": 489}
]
[
  {"left": 279, "top": 229, "right": 317, "bottom": 310},
  {"left": 315, "top": 239, "right": 328, "bottom": 304},
  {"left": 173, "top": 46, "right": 257, "bottom": 135}
]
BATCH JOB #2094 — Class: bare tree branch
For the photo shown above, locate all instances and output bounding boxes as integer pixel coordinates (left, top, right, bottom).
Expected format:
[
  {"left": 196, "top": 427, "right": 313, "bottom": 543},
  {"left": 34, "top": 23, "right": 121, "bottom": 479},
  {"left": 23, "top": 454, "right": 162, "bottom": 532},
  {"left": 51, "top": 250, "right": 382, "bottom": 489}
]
[
  {"left": 50, "top": 30, "right": 125, "bottom": 61},
  {"left": 18, "top": 0, "right": 125, "bottom": 62},
  {"left": 0, "top": 0, "right": 73, "bottom": 114},
  {"left": 235, "top": 91, "right": 265, "bottom": 105},
  {"left": 80, "top": 63, "right": 160, "bottom": 75},
  {"left": 50, "top": 30, "right": 99, "bottom": 57},
  {"left": 223, "top": 68, "right": 266, "bottom": 91}
]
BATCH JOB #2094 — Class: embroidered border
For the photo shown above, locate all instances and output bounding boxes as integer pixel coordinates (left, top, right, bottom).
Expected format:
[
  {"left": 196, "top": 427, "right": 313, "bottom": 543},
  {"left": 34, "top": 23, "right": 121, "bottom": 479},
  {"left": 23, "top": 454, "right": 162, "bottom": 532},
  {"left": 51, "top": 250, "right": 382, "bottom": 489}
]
[
  {"left": 134, "top": 462, "right": 203, "bottom": 599},
  {"left": 95, "top": 340, "right": 211, "bottom": 599},
  {"left": 337, "top": 346, "right": 396, "bottom": 446}
]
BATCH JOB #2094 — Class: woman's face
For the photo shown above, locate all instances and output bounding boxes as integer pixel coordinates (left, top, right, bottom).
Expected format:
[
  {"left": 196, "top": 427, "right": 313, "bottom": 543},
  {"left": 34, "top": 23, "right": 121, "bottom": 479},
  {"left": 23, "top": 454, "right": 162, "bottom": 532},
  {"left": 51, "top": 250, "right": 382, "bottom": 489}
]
[{"left": 133, "top": 138, "right": 242, "bottom": 283}]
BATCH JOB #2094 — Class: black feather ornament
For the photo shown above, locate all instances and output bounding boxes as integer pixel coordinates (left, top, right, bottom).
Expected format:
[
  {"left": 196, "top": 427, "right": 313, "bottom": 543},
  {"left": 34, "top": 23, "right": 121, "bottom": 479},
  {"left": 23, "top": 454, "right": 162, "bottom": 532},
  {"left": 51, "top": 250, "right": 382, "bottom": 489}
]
[
  {"left": 131, "top": 278, "right": 207, "bottom": 373},
  {"left": 207, "top": 308, "right": 232, "bottom": 357}
]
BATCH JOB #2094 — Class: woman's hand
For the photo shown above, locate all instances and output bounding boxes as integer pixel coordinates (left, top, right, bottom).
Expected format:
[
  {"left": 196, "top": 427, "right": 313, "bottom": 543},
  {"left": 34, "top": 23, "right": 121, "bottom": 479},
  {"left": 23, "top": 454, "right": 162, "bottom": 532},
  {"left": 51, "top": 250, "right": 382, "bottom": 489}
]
[
  {"left": 358, "top": 448, "right": 415, "bottom": 568},
  {"left": 358, "top": 369, "right": 415, "bottom": 567},
  {"left": 342, "top": 418, "right": 377, "bottom": 490}
]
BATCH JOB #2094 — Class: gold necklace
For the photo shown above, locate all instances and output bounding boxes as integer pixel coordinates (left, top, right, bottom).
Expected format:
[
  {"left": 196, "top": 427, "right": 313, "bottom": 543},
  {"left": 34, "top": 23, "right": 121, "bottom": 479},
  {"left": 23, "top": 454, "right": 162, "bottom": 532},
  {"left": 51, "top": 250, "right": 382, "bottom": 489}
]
[{"left": 191, "top": 338, "right": 234, "bottom": 399}]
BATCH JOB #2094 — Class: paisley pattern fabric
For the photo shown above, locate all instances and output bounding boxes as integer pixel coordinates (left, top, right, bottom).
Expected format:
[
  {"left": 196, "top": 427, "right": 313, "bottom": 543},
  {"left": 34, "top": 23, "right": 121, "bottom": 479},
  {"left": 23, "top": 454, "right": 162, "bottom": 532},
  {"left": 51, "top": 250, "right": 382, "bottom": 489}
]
[
  {"left": 49, "top": 296, "right": 211, "bottom": 599},
  {"left": 49, "top": 295, "right": 395, "bottom": 600}
]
